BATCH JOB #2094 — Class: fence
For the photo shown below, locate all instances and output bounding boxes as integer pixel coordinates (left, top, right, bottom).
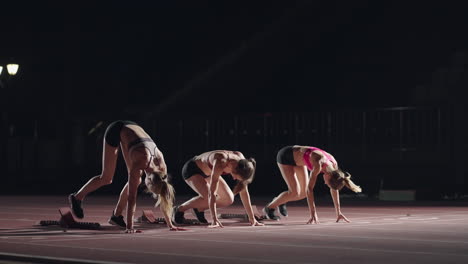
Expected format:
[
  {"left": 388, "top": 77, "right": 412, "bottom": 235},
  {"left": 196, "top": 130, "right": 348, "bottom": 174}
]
[{"left": 1, "top": 106, "right": 463, "bottom": 199}]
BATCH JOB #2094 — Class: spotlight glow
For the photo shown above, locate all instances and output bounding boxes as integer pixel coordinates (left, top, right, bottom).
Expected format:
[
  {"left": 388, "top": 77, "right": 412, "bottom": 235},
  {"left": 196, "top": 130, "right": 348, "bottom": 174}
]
[{"left": 6, "top": 64, "right": 19, "bottom": 75}]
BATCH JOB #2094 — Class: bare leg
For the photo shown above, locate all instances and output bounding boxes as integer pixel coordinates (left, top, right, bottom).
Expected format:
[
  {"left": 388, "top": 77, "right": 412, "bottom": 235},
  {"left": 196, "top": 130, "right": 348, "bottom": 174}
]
[
  {"left": 209, "top": 177, "right": 235, "bottom": 208},
  {"left": 74, "top": 142, "right": 119, "bottom": 200},
  {"left": 267, "top": 163, "right": 305, "bottom": 208},
  {"left": 179, "top": 176, "right": 234, "bottom": 212},
  {"left": 178, "top": 175, "right": 209, "bottom": 212},
  {"left": 112, "top": 142, "right": 133, "bottom": 216},
  {"left": 113, "top": 182, "right": 129, "bottom": 216},
  {"left": 293, "top": 165, "right": 309, "bottom": 200}
]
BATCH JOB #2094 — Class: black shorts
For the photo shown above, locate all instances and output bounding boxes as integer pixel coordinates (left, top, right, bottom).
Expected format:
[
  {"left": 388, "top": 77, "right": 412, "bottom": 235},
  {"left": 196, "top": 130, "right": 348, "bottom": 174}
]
[
  {"left": 104, "top": 120, "right": 138, "bottom": 147},
  {"left": 182, "top": 157, "right": 209, "bottom": 180},
  {"left": 276, "top": 146, "right": 297, "bottom": 166}
]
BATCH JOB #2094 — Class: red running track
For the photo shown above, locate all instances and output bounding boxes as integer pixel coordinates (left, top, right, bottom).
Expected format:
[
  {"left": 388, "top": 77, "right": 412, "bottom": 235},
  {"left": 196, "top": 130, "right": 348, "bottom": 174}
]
[{"left": 1, "top": 195, "right": 468, "bottom": 264}]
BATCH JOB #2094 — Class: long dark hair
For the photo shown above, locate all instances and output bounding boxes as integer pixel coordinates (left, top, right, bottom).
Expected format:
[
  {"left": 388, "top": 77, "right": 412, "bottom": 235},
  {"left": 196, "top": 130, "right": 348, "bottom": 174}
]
[
  {"left": 232, "top": 158, "right": 256, "bottom": 195},
  {"left": 145, "top": 172, "right": 175, "bottom": 217}
]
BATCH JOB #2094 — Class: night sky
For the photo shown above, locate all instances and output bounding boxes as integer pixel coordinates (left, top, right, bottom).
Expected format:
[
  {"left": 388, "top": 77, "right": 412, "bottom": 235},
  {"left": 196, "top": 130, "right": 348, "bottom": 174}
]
[
  {"left": 1, "top": 0, "right": 467, "bottom": 118},
  {"left": 0, "top": 1, "right": 467, "bottom": 198}
]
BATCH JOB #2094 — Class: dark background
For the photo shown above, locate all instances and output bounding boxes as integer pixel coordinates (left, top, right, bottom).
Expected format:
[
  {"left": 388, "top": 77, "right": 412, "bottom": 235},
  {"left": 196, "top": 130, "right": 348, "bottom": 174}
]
[{"left": 1, "top": 1, "right": 467, "bottom": 200}]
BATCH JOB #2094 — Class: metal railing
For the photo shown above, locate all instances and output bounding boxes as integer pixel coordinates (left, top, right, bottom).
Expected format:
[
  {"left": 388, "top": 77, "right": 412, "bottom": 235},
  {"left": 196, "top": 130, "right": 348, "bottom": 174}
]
[{"left": 0, "top": 106, "right": 460, "bottom": 197}]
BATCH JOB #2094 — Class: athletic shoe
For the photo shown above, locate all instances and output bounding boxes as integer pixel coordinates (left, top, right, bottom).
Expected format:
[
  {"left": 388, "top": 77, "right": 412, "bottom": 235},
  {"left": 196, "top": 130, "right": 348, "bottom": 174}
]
[
  {"left": 191, "top": 208, "right": 208, "bottom": 224},
  {"left": 68, "top": 193, "right": 84, "bottom": 219},
  {"left": 278, "top": 204, "right": 288, "bottom": 217},
  {"left": 263, "top": 206, "right": 280, "bottom": 220},
  {"left": 172, "top": 206, "right": 186, "bottom": 224},
  {"left": 108, "top": 211, "right": 126, "bottom": 228}
]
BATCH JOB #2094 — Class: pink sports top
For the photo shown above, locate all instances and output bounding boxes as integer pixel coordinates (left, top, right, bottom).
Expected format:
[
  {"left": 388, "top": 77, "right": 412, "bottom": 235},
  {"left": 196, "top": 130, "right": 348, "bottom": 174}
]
[{"left": 303, "top": 147, "right": 335, "bottom": 171}]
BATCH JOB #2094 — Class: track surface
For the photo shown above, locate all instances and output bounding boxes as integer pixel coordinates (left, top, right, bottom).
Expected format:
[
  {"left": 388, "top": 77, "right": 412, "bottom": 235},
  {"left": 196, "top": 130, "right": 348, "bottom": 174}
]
[{"left": 1, "top": 195, "right": 467, "bottom": 264}]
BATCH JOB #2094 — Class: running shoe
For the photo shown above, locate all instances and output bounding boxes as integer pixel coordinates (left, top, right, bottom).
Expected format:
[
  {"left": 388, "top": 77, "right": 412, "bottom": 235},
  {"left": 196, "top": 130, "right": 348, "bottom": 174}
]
[
  {"left": 263, "top": 206, "right": 280, "bottom": 220},
  {"left": 108, "top": 211, "right": 126, "bottom": 228},
  {"left": 68, "top": 193, "right": 84, "bottom": 219},
  {"left": 191, "top": 208, "right": 208, "bottom": 224}
]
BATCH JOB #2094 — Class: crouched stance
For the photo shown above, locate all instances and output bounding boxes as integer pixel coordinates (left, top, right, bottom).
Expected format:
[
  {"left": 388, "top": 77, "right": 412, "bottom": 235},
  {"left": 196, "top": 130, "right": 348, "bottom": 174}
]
[
  {"left": 173, "top": 150, "right": 263, "bottom": 228},
  {"left": 69, "top": 120, "right": 183, "bottom": 232}
]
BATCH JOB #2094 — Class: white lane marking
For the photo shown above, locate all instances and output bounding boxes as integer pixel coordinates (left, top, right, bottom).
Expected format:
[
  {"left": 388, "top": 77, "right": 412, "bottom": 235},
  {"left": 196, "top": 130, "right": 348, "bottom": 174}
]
[
  {"left": 212, "top": 228, "right": 468, "bottom": 244},
  {"left": 0, "top": 251, "right": 131, "bottom": 264},
  {"left": 16, "top": 218, "right": 465, "bottom": 244},
  {"left": 0, "top": 241, "right": 317, "bottom": 264},
  {"left": 0, "top": 218, "right": 39, "bottom": 221},
  {"left": 398, "top": 217, "right": 439, "bottom": 220},
  {"left": 348, "top": 225, "right": 468, "bottom": 234},
  {"left": 4, "top": 233, "right": 468, "bottom": 261}
]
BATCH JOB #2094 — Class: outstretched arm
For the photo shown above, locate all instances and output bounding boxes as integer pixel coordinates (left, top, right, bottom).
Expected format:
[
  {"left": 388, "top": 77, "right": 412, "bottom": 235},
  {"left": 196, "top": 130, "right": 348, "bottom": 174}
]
[
  {"left": 306, "top": 166, "right": 321, "bottom": 224},
  {"left": 208, "top": 154, "right": 227, "bottom": 228},
  {"left": 330, "top": 188, "right": 350, "bottom": 223},
  {"left": 239, "top": 186, "right": 264, "bottom": 226}
]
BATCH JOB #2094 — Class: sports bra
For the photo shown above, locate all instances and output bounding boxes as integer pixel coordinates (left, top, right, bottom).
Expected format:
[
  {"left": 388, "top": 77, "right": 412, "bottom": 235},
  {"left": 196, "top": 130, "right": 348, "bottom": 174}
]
[
  {"left": 206, "top": 151, "right": 231, "bottom": 175},
  {"left": 128, "top": 138, "right": 158, "bottom": 169},
  {"left": 303, "top": 147, "right": 335, "bottom": 171}
]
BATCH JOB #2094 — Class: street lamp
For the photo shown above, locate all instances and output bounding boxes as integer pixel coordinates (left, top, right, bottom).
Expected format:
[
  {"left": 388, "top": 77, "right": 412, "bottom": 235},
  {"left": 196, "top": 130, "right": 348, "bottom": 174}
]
[
  {"left": 0, "top": 63, "right": 19, "bottom": 89},
  {"left": 0, "top": 63, "right": 19, "bottom": 77},
  {"left": 0, "top": 62, "right": 20, "bottom": 159},
  {"left": 6, "top": 64, "right": 19, "bottom": 75}
]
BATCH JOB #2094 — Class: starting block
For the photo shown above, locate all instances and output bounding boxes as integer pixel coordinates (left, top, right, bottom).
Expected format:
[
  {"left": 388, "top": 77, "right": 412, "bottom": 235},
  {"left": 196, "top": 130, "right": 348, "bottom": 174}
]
[
  {"left": 39, "top": 207, "right": 101, "bottom": 230},
  {"left": 219, "top": 205, "right": 266, "bottom": 221},
  {"left": 138, "top": 209, "right": 202, "bottom": 225},
  {"left": 138, "top": 210, "right": 166, "bottom": 224}
]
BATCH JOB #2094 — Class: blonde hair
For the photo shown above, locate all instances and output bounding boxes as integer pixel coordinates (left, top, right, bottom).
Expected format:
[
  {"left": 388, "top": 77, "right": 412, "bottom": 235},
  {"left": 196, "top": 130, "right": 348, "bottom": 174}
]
[
  {"left": 232, "top": 158, "right": 256, "bottom": 195},
  {"left": 328, "top": 170, "right": 362, "bottom": 193},
  {"left": 145, "top": 172, "right": 175, "bottom": 217}
]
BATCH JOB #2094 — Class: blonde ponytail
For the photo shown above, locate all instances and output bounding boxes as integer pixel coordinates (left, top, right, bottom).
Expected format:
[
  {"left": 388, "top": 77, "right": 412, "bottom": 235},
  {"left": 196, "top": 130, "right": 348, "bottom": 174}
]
[
  {"left": 145, "top": 172, "right": 175, "bottom": 217},
  {"left": 329, "top": 170, "right": 362, "bottom": 193},
  {"left": 343, "top": 172, "right": 362, "bottom": 193},
  {"left": 154, "top": 181, "right": 175, "bottom": 218}
]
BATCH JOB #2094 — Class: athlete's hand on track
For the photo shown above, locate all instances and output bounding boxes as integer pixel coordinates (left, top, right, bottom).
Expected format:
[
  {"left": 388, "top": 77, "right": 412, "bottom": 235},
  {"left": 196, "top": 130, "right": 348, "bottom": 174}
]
[
  {"left": 306, "top": 211, "right": 319, "bottom": 224},
  {"left": 336, "top": 213, "right": 350, "bottom": 223},
  {"left": 250, "top": 219, "right": 264, "bottom": 226},
  {"left": 208, "top": 218, "right": 224, "bottom": 228}
]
